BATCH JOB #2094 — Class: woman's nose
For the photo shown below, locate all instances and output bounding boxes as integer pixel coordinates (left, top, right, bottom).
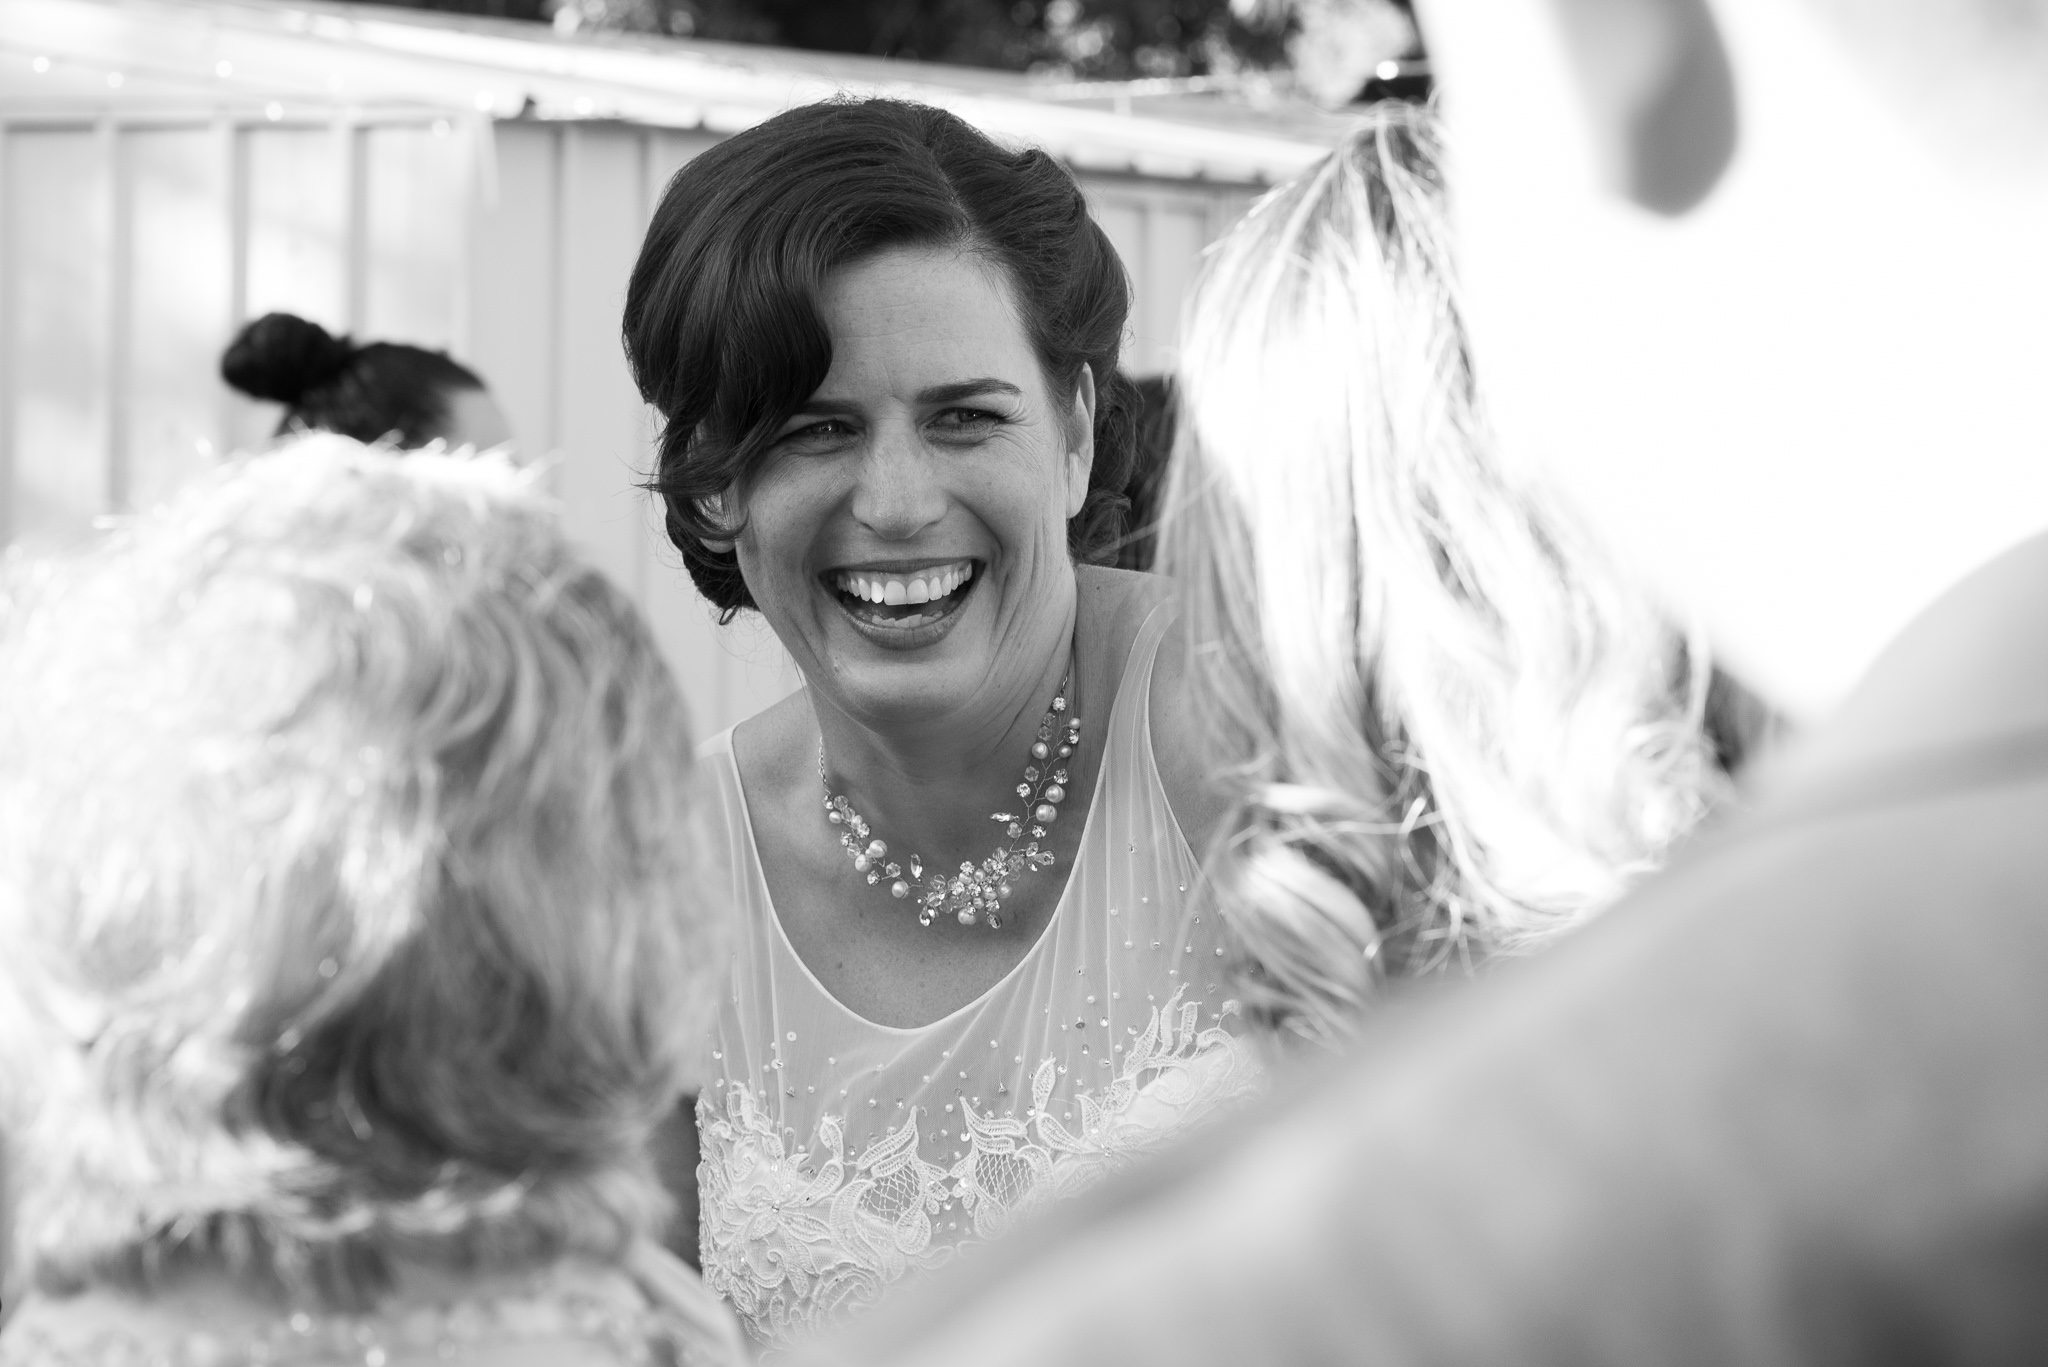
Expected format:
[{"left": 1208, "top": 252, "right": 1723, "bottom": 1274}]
[{"left": 849, "top": 433, "right": 947, "bottom": 540}]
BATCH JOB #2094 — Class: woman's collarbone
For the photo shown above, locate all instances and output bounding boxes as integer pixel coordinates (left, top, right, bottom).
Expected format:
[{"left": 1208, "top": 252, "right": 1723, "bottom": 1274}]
[{"left": 772, "top": 819, "right": 1078, "bottom": 1028}]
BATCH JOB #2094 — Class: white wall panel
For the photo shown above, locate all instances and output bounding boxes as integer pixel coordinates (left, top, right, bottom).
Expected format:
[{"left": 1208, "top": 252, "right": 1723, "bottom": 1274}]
[
  {"left": 468, "top": 121, "right": 558, "bottom": 456},
  {"left": 8, "top": 127, "right": 109, "bottom": 548},
  {"left": 1081, "top": 177, "right": 1250, "bottom": 377},
  {"left": 126, "top": 126, "right": 229, "bottom": 510},
  {"left": 1139, "top": 200, "right": 1210, "bottom": 375},
  {"left": 554, "top": 123, "right": 652, "bottom": 601},
  {"left": 364, "top": 122, "right": 466, "bottom": 353},
  {"left": 243, "top": 126, "right": 347, "bottom": 333},
  {"left": 1087, "top": 192, "right": 1149, "bottom": 371}
]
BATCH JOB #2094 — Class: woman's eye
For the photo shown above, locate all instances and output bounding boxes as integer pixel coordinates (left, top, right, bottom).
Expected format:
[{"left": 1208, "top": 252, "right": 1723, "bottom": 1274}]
[
  {"left": 778, "top": 418, "right": 856, "bottom": 448},
  {"left": 930, "top": 408, "right": 1005, "bottom": 438}
]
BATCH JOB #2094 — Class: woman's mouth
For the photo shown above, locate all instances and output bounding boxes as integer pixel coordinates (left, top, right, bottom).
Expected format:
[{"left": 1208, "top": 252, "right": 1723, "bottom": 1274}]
[{"left": 827, "top": 559, "right": 978, "bottom": 631}]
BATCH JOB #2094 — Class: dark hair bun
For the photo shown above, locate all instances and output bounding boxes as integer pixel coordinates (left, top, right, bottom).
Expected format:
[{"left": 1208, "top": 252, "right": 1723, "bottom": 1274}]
[{"left": 220, "top": 313, "right": 354, "bottom": 403}]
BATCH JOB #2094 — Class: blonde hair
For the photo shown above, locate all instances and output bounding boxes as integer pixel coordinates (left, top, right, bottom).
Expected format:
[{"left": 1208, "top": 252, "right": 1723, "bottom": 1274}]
[
  {"left": 1158, "top": 105, "right": 1720, "bottom": 1044},
  {"left": 0, "top": 437, "right": 725, "bottom": 1307}
]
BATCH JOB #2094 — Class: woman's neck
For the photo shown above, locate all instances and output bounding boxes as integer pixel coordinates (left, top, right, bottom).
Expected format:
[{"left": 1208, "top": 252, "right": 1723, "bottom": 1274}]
[{"left": 813, "top": 606, "right": 1082, "bottom": 859}]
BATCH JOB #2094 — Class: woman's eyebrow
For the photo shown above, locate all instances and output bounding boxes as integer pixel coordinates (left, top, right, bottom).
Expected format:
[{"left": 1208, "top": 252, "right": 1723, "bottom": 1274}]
[
  {"left": 919, "top": 378, "right": 1024, "bottom": 405},
  {"left": 790, "top": 396, "right": 863, "bottom": 417},
  {"left": 790, "top": 379, "right": 1021, "bottom": 417}
]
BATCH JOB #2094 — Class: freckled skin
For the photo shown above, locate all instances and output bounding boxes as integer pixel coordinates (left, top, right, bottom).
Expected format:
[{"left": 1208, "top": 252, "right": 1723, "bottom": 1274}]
[{"left": 735, "top": 245, "right": 1091, "bottom": 756}]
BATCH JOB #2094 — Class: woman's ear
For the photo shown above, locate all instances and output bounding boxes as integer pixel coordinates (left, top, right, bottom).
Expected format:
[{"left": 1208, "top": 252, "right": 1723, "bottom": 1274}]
[
  {"left": 701, "top": 491, "right": 737, "bottom": 554},
  {"left": 1065, "top": 367, "right": 1097, "bottom": 521}
]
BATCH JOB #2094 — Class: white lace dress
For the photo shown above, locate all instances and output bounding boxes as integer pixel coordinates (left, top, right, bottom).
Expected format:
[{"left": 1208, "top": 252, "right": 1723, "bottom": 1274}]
[{"left": 694, "top": 606, "right": 1262, "bottom": 1348}]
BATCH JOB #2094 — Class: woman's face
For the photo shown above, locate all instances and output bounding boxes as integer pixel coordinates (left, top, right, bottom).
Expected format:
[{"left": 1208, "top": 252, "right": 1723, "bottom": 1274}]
[{"left": 733, "top": 245, "right": 1094, "bottom": 732}]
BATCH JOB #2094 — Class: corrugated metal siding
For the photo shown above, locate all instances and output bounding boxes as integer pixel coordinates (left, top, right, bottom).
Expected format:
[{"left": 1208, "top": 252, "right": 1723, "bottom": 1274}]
[
  {"left": 0, "top": 108, "right": 1257, "bottom": 736},
  {"left": 1085, "top": 176, "right": 1258, "bottom": 376}
]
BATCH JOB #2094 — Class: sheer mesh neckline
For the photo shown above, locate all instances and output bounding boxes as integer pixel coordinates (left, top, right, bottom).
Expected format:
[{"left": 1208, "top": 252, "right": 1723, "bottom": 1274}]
[
  {"left": 704, "top": 611, "right": 1157, "bottom": 1038},
  {"left": 695, "top": 603, "right": 1257, "bottom": 1348}
]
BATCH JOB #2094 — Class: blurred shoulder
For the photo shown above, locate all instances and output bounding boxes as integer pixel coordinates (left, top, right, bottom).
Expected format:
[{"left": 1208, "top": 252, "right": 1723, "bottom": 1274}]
[{"left": 1074, "top": 566, "right": 1234, "bottom": 858}]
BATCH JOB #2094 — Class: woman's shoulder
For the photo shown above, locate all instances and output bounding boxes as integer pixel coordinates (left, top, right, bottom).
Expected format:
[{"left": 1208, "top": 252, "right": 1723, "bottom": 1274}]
[
  {"left": 1077, "top": 564, "right": 1176, "bottom": 639},
  {"left": 1073, "top": 566, "right": 1174, "bottom": 704},
  {"left": 1078, "top": 566, "right": 1237, "bottom": 862},
  {"left": 728, "top": 686, "right": 815, "bottom": 792}
]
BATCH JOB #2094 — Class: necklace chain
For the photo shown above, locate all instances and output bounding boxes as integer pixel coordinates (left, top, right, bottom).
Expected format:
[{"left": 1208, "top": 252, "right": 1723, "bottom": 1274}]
[{"left": 819, "top": 676, "right": 1081, "bottom": 930}]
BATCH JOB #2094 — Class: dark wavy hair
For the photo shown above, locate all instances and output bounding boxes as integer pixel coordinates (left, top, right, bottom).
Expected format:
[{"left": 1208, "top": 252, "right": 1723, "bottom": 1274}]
[
  {"left": 221, "top": 312, "right": 485, "bottom": 448},
  {"left": 623, "top": 98, "right": 1140, "bottom": 618}
]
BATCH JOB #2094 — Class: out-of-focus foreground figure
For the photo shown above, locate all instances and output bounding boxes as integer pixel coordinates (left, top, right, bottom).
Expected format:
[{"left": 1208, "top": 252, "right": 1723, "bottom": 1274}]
[
  {"left": 816, "top": 0, "right": 2048, "bottom": 1361},
  {"left": 1159, "top": 105, "right": 1720, "bottom": 1044},
  {"left": 0, "top": 439, "right": 742, "bottom": 1364}
]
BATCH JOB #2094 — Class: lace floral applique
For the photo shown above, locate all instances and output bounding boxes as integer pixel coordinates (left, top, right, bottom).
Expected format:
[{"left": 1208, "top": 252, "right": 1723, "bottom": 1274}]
[
  {"left": 698, "top": 1085, "right": 952, "bottom": 1343},
  {"left": 1009, "top": 988, "right": 1257, "bottom": 1216},
  {"left": 698, "top": 988, "right": 1259, "bottom": 1345}
]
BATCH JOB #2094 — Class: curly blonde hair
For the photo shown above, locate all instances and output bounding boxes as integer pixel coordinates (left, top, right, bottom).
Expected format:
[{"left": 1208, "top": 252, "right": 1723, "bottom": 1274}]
[
  {"left": 0, "top": 437, "right": 725, "bottom": 1308},
  {"left": 1157, "top": 105, "right": 1722, "bottom": 1045}
]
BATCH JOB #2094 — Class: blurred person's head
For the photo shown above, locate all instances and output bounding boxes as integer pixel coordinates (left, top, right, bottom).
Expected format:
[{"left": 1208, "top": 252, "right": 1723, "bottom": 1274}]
[
  {"left": 1415, "top": 0, "right": 2048, "bottom": 717},
  {"left": 624, "top": 96, "right": 1139, "bottom": 621},
  {"left": 222, "top": 313, "right": 513, "bottom": 451},
  {"left": 1159, "top": 105, "right": 1719, "bottom": 1043},
  {"left": 0, "top": 437, "right": 721, "bottom": 1310}
]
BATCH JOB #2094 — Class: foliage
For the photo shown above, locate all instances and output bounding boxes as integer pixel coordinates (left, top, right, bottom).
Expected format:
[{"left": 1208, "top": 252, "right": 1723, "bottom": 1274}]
[
  {"left": 362, "top": 0, "right": 1286, "bottom": 79},
  {"left": 357, "top": 0, "right": 1416, "bottom": 93}
]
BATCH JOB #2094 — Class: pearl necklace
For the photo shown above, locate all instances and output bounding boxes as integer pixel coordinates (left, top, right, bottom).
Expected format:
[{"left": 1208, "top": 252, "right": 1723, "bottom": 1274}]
[{"left": 820, "top": 677, "right": 1081, "bottom": 930}]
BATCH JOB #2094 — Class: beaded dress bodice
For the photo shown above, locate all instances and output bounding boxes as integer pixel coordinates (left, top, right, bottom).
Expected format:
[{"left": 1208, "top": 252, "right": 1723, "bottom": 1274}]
[{"left": 695, "top": 606, "right": 1262, "bottom": 1348}]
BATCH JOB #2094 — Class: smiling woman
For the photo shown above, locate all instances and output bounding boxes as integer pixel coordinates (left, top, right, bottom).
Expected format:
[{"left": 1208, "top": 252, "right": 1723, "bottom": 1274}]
[
  {"left": 733, "top": 246, "right": 1095, "bottom": 749},
  {"left": 622, "top": 99, "right": 1260, "bottom": 1348}
]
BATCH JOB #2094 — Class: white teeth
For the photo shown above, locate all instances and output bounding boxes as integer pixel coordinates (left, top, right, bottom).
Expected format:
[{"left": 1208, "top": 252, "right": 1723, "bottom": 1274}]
[{"left": 833, "top": 561, "right": 974, "bottom": 607}]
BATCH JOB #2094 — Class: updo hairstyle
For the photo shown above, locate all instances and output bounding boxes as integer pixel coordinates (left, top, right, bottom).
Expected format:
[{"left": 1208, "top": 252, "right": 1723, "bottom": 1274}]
[
  {"left": 222, "top": 312, "right": 486, "bottom": 448},
  {"left": 624, "top": 98, "right": 1140, "bottom": 618}
]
